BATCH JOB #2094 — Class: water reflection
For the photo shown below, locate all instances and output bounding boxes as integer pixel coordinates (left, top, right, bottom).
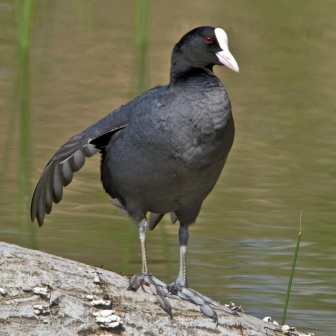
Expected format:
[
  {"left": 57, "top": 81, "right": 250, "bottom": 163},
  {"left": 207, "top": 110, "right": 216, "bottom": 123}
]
[{"left": 0, "top": 1, "right": 335, "bottom": 334}]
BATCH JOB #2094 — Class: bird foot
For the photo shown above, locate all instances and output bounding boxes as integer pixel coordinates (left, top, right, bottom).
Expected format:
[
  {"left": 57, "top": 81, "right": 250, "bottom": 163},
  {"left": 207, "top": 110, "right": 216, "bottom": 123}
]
[
  {"left": 167, "top": 283, "right": 240, "bottom": 325},
  {"left": 128, "top": 275, "right": 240, "bottom": 323},
  {"left": 128, "top": 273, "right": 172, "bottom": 318}
]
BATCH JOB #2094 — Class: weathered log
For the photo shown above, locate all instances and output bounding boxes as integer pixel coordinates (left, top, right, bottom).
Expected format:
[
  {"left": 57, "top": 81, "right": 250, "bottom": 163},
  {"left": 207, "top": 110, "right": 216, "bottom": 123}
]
[{"left": 0, "top": 242, "right": 286, "bottom": 335}]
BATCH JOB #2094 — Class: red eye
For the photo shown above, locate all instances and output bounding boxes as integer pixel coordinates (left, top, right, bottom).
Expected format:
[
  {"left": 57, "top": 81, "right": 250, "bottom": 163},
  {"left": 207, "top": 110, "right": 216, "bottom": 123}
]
[{"left": 205, "top": 37, "right": 212, "bottom": 43}]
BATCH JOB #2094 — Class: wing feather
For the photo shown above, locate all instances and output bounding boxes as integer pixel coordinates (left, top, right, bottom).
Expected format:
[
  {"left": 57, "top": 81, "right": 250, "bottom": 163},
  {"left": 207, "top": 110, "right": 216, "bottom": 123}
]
[
  {"left": 62, "top": 159, "right": 74, "bottom": 186},
  {"left": 30, "top": 91, "right": 153, "bottom": 226},
  {"left": 53, "top": 164, "right": 64, "bottom": 204},
  {"left": 31, "top": 127, "right": 126, "bottom": 226},
  {"left": 73, "top": 149, "right": 86, "bottom": 171}
]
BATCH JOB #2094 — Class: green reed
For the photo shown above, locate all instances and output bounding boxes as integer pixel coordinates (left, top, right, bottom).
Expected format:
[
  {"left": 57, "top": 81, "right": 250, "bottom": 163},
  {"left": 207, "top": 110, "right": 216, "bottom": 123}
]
[
  {"left": 282, "top": 211, "right": 302, "bottom": 325},
  {"left": 15, "top": 0, "right": 36, "bottom": 248},
  {"left": 133, "top": 0, "right": 152, "bottom": 97}
]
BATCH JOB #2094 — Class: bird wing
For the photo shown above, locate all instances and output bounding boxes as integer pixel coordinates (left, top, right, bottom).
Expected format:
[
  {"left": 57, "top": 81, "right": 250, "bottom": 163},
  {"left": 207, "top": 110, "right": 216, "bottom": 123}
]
[{"left": 31, "top": 105, "right": 129, "bottom": 226}]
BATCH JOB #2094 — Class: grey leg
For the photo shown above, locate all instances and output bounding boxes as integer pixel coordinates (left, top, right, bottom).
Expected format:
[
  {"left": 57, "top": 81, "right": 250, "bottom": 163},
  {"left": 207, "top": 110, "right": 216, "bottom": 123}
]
[
  {"left": 139, "top": 218, "right": 149, "bottom": 274},
  {"left": 128, "top": 218, "right": 172, "bottom": 318},
  {"left": 176, "top": 225, "right": 189, "bottom": 287},
  {"left": 167, "top": 223, "right": 239, "bottom": 325}
]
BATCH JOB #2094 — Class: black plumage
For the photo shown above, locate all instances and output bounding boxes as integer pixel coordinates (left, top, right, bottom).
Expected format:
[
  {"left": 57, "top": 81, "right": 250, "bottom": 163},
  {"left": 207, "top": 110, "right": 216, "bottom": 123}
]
[{"left": 31, "top": 26, "right": 239, "bottom": 322}]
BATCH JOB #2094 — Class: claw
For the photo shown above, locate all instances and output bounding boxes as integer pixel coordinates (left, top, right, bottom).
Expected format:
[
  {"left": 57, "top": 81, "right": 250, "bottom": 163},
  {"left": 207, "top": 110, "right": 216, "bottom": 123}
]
[
  {"left": 159, "top": 288, "right": 167, "bottom": 297},
  {"left": 127, "top": 274, "right": 143, "bottom": 292},
  {"left": 201, "top": 304, "right": 218, "bottom": 326},
  {"left": 167, "top": 283, "right": 181, "bottom": 295},
  {"left": 128, "top": 274, "right": 172, "bottom": 318},
  {"left": 145, "top": 275, "right": 172, "bottom": 319},
  {"left": 167, "top": 282, "right": 239, "bottom": 322},
  {"left": 177, "top": 291, "right": 190, "bottom": 301},
  {"left": 157, "top": 293, "right": 173, "bottom": 319},
  {"left": 180, "top": 287, "right": 205, "bottom": 305},
  {"left": 192, "top": 289, "right": 240, "bottom": 316}
]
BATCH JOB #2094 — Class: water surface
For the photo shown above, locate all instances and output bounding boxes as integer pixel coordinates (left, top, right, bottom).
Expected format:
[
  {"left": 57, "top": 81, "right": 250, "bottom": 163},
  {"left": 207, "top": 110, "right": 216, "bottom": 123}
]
[{"left": 0, "top": 1, "right": 335, "bottom": 334}]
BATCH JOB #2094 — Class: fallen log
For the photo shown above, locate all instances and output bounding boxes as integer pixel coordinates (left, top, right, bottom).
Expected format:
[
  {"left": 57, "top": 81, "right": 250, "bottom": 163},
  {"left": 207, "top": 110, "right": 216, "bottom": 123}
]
[{"left": 0, "top": 242, "right": 299, "bottom": 335}]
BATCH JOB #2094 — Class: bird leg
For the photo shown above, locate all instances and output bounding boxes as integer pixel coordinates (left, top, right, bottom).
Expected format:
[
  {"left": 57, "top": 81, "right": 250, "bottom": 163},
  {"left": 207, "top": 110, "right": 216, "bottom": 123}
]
[
  {"left": 167, "top": 225, "right": 239, "bottom": 324},
  {"left": 127, "top": 218, "right": 172, "bottom": 318},
  {"left": 139, "top": 218, "right": 149, "bottom": 274},
  {"left": 176, "top": 225, "right": 189, "bottom": 287}
]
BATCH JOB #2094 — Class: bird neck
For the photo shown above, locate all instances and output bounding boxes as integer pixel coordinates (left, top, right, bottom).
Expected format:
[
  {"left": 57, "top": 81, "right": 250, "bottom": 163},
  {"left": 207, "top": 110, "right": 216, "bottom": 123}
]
[
  {"left": 169, "top": 53, "right": 214, "bottom": 86},
  {"left": 170, "top": 66, "right": 215, "bottom": 86}
]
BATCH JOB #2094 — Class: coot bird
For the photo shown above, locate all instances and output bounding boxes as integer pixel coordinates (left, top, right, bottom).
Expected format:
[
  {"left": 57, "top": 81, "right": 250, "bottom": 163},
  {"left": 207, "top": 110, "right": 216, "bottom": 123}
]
[{"left": 31, "top": 26, "right": 239, "bottom": 322}]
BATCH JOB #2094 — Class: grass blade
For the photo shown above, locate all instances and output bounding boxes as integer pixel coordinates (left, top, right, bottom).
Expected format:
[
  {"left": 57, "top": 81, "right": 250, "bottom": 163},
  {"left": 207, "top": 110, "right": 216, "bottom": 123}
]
[{"left": 281, "top": 211, "right": 302, "bottom": 325}]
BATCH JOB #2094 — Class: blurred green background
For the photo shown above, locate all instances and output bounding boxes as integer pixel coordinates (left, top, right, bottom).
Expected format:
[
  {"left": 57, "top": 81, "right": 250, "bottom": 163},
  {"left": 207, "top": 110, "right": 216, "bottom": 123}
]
[{"left": 1, "top": 0, "right": 335, "bottom": 334}]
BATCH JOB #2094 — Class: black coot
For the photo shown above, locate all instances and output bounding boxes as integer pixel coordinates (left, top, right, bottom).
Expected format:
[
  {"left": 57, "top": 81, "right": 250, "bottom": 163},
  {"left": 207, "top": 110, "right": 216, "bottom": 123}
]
[{"left": 31, "top": 26, "right": 239, "bottom": 322}]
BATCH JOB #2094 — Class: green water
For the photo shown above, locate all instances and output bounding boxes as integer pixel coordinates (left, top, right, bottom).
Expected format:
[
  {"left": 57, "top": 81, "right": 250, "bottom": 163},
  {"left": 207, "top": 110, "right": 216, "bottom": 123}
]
[{"left": 1, "top": 1, "right": 335, "bottom": 334}]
